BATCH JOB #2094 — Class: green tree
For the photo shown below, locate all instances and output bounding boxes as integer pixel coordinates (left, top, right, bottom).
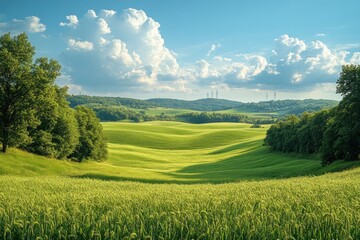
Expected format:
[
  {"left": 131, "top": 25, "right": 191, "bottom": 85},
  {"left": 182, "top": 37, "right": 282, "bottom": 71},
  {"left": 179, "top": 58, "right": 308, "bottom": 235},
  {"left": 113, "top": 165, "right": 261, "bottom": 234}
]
[
  {"left": 0, "top": 33, "right": 61, "bottom": 153},
  {"left": 322, "top": 65, "right": 360, "bottom": 162},
  {"left": 70, "top": 106, "right": 107, "bottom": 162},
  {"left": 25, "top": 86, "right": 79, "bottom": 159}
]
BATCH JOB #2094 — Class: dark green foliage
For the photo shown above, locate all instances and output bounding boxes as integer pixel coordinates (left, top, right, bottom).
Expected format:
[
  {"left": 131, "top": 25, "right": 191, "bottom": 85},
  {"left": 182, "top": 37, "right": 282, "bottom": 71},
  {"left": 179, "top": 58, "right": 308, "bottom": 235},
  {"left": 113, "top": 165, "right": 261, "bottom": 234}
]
[
  {"left": 68, "top": 95, "right": 338, "bottom": 113},
  {"left": 0, "top": 33, "right": 107, "bottom": 162},
  {"left": 147, "top": 98, "right": 243, "bottom": 111},
  {"left": 0, "top": 33, "right": 61, "bottom": 153},
  {"left": 67, "top": 95, "right": 154, "bottom": 109},
  {"left": 176, "top": 112, "right": 250, "bottom": 124},
  {"left": 321, "top": 65, "right": 360, "bottom": 163},
  {"left": 265, "top": 65, "right": 360, "bottom": 164},
  {"left": 24, "top": 87, "right": 79, "bottom": 159},
  {"left": 238, "top": 99, "right": 338, "bottom": 115},
  {"left": 70, "top": 106, "right": 107, "bottom": 162}
]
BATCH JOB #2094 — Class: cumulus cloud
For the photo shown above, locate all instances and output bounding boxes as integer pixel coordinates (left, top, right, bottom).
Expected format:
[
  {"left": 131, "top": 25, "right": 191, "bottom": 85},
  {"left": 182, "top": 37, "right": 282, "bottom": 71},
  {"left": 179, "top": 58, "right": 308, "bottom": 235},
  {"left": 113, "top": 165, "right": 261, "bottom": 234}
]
[
  {"left": 60, "top": 8, "right": 183, "bottom": 94},
  {"left": 100, "top": 10, "right": 116, "bottom": 18},
  {"left": 349, "top": 52, "right": 360, "bottom": 64},
  {"left": 68, "top": 39, "right": 93, "bottom": 51},
  {"left": 193, "top": 34, "right": 360, "bottom": 93},
  {"left": 58, "top": 8, "right": 360, "bottom": 96},
  {"left": 250, "top": 34, "right": 355, "bottom": 90},
  {"left": 59, "top": 15, "right": 79, "bottom": 28},
  {"left": 0, "top": 16, "right": 46, "bottom": 34}
]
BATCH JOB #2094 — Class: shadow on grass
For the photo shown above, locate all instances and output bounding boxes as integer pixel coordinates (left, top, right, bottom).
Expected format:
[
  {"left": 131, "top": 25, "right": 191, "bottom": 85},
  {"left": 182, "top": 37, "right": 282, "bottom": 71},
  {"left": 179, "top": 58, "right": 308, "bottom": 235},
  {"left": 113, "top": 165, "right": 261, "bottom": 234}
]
[
  {"left": 72, "top": 173, "right": 209, "bottom": 184},
  {"left": 73, "top": 142, "right": 360, "bottom": 184}
]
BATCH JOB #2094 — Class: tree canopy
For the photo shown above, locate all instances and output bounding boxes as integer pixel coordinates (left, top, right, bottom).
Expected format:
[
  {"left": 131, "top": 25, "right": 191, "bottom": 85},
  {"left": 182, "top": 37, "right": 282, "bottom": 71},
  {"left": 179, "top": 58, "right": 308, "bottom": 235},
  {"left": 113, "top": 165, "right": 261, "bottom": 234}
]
[
  {"left": 0, "top": 33, "right": 107, "bottom": 162},
  {"left": 264, "top": 65, "right": 360, "bottom": 164}
]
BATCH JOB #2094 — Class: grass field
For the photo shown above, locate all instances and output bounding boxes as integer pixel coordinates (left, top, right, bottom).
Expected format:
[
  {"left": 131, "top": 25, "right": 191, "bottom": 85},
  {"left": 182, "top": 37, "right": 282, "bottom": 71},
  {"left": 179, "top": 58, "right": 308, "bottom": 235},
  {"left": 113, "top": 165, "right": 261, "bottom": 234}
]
[
  {"left": 1, "top": 121, "right": 360, "bottom": 239},
  {"left": 1, "top": 169, "right": 360, "bottom": 239},
  {"left": 1, "top": 121, "right": 358, "bottom": 183}
]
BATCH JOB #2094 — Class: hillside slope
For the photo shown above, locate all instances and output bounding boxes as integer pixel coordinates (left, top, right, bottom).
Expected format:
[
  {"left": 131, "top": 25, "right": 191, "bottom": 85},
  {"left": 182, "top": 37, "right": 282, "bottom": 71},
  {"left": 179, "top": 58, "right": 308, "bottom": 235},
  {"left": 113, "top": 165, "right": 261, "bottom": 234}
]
[
  {"left": 67, "top": 95, "right": 338, "bottom": 114},
  {"left": 1, "top": 122, "right": 358, "bottom": 183}
]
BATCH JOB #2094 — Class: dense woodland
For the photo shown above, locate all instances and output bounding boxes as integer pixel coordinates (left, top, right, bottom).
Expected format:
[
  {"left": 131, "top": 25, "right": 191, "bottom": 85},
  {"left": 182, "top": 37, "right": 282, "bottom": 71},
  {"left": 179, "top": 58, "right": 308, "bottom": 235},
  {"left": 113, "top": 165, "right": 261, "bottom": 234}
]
[
  {"left": 0, "top": 33, "right": 107, "bottom": 161},
  {"left": 67, "top": 95, "right": 338, "bottom": 113},
  {"left": 265, "top": 65, "right": 360, "bottom": 164}
]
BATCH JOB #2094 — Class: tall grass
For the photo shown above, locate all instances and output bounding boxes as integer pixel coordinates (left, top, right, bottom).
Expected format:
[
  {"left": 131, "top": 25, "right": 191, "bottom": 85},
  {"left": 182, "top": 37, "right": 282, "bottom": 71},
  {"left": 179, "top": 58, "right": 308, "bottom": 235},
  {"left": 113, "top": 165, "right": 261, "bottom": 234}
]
[{"left": 1, "top": 168, "right": 360, "bottom": 239}]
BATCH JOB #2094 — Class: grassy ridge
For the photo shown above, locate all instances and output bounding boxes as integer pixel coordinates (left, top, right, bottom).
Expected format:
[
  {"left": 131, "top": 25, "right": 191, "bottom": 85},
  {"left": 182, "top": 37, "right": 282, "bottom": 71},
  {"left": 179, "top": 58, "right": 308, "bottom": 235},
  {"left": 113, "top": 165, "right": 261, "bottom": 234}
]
[
  {"left": 1, "top": 121, "right": 359, "bottom": 183},
  {"left": 1, "top": 169, "right": 360, "bottom": 239}
]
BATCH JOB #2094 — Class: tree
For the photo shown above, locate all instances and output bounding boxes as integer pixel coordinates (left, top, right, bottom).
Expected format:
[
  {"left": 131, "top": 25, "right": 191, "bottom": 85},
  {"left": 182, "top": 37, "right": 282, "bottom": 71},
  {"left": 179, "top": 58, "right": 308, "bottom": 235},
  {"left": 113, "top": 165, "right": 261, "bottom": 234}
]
[
  {"left": 24, "top": 86, "right": 79, "bottom": 159},
  {"left": 330, "top": 65, "right": 360, "bottom": 161},
  {"left": 0, "top": 33, "right": 61, "bottom": 153},
  {"left": 70, "top": 106, "right": 107, "bottom": 162}
]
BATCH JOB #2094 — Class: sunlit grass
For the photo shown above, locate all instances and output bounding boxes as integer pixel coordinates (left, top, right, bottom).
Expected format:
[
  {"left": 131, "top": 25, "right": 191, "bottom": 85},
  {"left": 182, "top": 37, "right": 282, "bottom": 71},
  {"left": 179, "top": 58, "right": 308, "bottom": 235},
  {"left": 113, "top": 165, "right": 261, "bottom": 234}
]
[
  {"left": 1, "top": 121, "right": 359, "bottom": 183},
  {"left": 1, "top": 168, "right": 360, "bottom": 239}
]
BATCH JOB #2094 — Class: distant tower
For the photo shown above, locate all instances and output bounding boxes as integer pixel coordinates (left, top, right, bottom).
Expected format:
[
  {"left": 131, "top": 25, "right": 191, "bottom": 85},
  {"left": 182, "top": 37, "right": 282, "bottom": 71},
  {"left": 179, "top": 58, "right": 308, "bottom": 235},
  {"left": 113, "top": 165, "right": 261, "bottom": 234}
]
[
  {"left": 216, "top": 89, "right": 218, "bottom": 99},
  {"left": 211, "top": 90, "right": 214, "bottom": 98},
  {"left": 207, "top": 92, "right": 209, "bottom": 98},
  {"left": 266, "top": 92, "right": 268, "bottom": 101},
  {"left": 274, "top": 92, "right": 277, "bottom": 101}
]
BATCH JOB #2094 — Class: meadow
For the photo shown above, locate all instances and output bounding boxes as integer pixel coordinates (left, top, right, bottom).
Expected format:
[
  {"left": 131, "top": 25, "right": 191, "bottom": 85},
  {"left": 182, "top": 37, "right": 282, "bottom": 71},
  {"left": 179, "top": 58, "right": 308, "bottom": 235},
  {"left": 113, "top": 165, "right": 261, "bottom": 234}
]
[
  {"left": 1, "top": 169, "right": 360, "bottom": 239},
  {"left": 1, "top": 121, "right": 357, "bottom": 183},
  {"left": 1, "top": 121, "right": 360, "bottom": 239}
]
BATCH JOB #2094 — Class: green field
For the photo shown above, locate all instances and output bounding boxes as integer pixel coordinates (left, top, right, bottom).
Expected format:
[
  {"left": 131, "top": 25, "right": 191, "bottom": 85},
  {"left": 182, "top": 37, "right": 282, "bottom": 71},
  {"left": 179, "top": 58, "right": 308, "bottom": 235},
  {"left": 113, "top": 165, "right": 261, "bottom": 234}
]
[
  {"left": 1, "top": 121, "right": 360, "bottom": 239},
  {"left": 1, "top": 121, "right": 357, "bottom": 183},
  {"left": 1, "top": 169, "right": 360, "bottom": 239}
]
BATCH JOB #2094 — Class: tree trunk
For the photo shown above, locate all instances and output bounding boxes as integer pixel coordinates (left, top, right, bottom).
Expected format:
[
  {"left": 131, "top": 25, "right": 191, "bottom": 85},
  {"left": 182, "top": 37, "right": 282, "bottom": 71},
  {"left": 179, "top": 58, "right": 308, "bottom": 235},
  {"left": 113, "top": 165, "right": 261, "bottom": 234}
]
[
  {"left": 2, "top": 142, "right": 7, "bottom": 153},
  {"left": 1, "top": 126, "right": 9, "bottom": 153}
]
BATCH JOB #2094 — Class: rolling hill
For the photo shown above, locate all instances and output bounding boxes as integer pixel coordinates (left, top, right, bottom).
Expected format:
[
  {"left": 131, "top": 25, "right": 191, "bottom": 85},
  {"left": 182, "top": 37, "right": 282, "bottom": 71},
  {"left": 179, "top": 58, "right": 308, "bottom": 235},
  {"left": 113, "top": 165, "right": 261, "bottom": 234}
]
[
  {"left": 0, "top": 121, "right": 357, "bottom": 183},
  {"left": 1, "top": 121, "right": 360, "bottom": 239},
  {"left": 67, "top": 95, "right": 338, "bottom": 115}
]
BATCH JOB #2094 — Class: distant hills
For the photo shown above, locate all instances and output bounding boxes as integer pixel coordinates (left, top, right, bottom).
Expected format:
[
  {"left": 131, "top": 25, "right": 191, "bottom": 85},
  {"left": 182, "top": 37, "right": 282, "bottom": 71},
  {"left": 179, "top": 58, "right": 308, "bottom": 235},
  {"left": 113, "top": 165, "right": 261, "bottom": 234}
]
[{"left": 67, "top": 95, "right": 338, "bottom": 115}]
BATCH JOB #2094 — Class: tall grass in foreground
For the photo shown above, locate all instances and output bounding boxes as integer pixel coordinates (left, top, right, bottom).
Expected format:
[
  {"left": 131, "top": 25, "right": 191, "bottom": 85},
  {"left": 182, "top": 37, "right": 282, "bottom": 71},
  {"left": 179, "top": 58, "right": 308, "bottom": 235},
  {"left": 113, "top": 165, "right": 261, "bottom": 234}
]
[{"left": 1, "top": 169, "right": 360, "bottom": 239}]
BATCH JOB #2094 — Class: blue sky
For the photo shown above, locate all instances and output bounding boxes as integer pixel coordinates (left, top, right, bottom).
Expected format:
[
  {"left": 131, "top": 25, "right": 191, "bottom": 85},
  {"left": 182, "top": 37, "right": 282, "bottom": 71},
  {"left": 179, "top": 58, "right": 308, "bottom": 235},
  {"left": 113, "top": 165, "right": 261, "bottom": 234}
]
[{"left": 1, "top": 0, "right": 360, "bottom": 101}]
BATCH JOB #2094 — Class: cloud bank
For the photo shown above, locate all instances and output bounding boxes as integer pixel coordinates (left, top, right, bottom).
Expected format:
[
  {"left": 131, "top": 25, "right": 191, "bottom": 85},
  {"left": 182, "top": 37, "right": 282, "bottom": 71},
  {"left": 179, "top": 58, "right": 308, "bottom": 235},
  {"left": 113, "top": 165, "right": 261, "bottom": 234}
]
[
  {"left": 0, "top": 16, "right": 46, "bottom": 34},
  {"left": 22, "top": 8, "right": 355, "bottom": 96},
  {"left": 195, "top": 34, "right": 359, "bottom": 92}
]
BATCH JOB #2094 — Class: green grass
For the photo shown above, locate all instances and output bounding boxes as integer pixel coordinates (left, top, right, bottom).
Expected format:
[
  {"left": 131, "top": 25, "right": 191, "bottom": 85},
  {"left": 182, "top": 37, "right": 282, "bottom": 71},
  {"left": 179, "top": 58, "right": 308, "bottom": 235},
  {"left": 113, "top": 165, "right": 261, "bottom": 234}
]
[
  {"left": 1, "top": 121, "right": 359, "bottom": 183},
  {"left": 1, "top": 121, "right": 360, "bottom": 239},
  {"left": 1, "top": 169, "right": 360, "bottom": 239}
]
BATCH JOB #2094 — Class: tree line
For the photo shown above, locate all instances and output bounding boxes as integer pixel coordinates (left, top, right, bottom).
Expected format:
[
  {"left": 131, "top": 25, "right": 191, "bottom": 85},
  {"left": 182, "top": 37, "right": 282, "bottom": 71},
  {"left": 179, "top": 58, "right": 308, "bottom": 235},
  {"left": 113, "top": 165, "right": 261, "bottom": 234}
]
[
  {"left": 84, "top": 105, "right": 275, "bottom": 124},
  {"left": 0, "top": 33, "right": 107, "bottom": 162},
  {"left": 264, "top": 65, "right": 360, "bottom": 164}
]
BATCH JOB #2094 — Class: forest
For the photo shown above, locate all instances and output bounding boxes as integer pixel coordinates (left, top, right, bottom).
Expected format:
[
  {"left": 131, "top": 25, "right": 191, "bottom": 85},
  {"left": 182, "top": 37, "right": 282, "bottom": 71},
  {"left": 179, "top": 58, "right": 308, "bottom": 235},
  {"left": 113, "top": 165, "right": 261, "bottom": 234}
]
[{"left": 265, "top": 65, "right": 360, "bottom": 164}]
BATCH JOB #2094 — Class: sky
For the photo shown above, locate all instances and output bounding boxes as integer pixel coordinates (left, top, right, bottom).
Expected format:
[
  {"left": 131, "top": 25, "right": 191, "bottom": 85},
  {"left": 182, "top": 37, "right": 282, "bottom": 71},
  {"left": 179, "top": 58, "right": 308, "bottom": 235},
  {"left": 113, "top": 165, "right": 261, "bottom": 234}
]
[{"left": 1, "top": 0, "right": 360, "bottom": 102}]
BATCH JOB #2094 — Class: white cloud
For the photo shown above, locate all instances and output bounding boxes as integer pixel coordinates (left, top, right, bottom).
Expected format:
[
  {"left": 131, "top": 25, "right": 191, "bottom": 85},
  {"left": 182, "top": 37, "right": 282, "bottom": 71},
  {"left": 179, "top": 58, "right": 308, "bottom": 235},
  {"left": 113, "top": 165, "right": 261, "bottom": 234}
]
[
  {"left": 59, "top": 15, "right": 79, "bottom": 28},
  {"left": 292, "top": 72, "right": 303, "bottom": 83},
  {"left": 316, "top": 33, "right": 326, "bottom": 37},
  {"left": 98, "top": 18, "right": 111, "bottom": 34},
  {"left": 85, "top": 10, "right": 97, "bottom": 18},
  {"left": 0, "top": 16, "right": 46, "bottom": 34},
  {"left": 26, "top": 16, "right": 46, "bottom": 33},
  {"left": 68, "top": 39, "right": 93, "bottom": 51},
  {"left": 207, "top": 43, "right": 221, "bottom": 56},
  {"left": 58, "top": 9, "right": 360, "bottom": 96},
  {"left": 349, "top": 52, "right": 360, "bottom": 64},
  {"left": 61, "top": 8, "right": 182, "bottom": 94},
  {"left": 100, "top": 10, "right": 117, "bottom": 18},
  {"left": 195, "top": 34, "right": 358, "bottom": 93}
]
